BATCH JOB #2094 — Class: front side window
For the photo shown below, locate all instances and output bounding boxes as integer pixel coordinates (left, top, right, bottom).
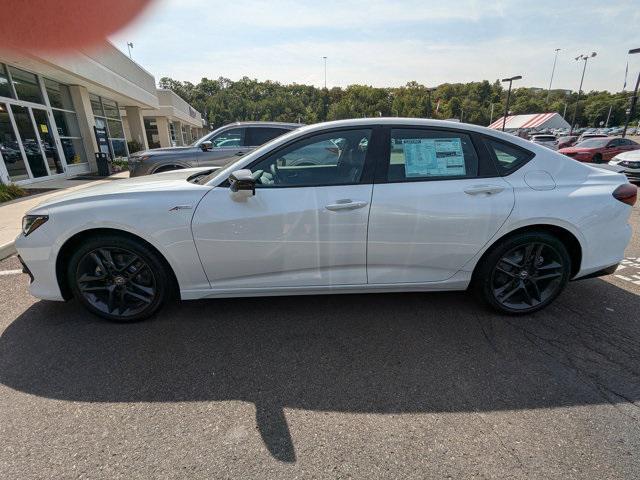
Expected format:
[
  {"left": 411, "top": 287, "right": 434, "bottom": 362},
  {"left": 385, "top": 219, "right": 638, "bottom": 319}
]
[
  {"left": 212, "top": 128, "right": 244, "bottom": 147},
  {"left": 388, "top": 129, "right": 478, "bottom": 181},
  {"left": 245, "top": 127, "right": 289, "bottom": 146},
  {"left": 249, "top": 128, "right": 371, "bottom": 187},
  {"left": 484, "top": 138, "right": 533, "bottom": 175}
]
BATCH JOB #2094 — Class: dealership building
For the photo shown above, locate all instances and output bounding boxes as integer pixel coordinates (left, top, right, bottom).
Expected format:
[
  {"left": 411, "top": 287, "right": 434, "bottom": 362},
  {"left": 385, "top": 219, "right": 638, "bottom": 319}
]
[{"left": 0, "top": 42, "right": 206, "bottom": 185}]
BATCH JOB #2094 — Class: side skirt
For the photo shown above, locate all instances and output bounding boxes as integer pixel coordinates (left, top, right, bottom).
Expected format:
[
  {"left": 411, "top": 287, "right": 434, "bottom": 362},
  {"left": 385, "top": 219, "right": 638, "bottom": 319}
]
[{"left": 179, "top": 271, "right": 472, "bottom": 300}]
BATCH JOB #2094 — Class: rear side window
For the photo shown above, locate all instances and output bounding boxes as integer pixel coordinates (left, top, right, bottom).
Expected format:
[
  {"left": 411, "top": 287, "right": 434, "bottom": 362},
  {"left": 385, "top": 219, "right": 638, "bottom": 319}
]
[
  {"left": 387, "top": 129, "right": 479, "bottom": 181},
  {"left": 245, "top": 127, "right": 289, "bottom": 146},
  {"left": 484, "top": 138, "right": 533, "bottom": 176}
]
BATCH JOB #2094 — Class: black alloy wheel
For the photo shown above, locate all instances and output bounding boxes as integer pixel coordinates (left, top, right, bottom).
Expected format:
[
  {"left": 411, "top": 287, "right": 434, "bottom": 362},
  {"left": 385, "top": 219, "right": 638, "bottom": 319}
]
[
  {"left": 474, "top": 232, "right": 571, "bottom": 315},
  {"left": 68, "top": 235, "right": 171, "bottom": 322}
]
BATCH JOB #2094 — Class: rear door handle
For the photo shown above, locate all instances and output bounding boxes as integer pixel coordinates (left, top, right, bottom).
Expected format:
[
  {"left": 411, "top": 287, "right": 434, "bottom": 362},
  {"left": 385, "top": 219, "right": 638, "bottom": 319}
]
[
  {"left": 325, "top": 200, "right": 369, "bottom": 211},
  {"left": 235, "top": 151, "right": 245, "bottom": 156},
  {"left": 464, "top": 185, "right": 505, "bottom": 195}
]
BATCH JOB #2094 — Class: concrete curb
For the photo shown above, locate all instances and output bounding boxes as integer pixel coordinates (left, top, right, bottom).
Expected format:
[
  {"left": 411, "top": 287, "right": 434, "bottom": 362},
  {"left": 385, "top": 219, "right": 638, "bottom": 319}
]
[{"left": 0, "top": 241, "right": 16, "bottom": 261}]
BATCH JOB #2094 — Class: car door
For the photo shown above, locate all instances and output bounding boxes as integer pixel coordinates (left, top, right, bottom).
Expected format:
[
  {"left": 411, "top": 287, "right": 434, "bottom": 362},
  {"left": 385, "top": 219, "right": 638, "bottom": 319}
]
[
  {"left": 191, "top": 127, "right": 376, "bottom": 289},
  {"left": 604, "top": 138, "right": 625, "bottom": 160},
  {"left": 367, "top": 127, "right": 515, "bottom": 284},
  {"left": 196, "top": 127, "right": 248, "bottom": 167}
]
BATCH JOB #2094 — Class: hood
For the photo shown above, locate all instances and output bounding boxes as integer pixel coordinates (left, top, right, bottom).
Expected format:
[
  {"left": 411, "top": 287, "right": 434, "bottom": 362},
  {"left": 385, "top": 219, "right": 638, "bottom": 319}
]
[
  {"left": 610, "top": 149, "right": 640, "bottom": 163},
  {"left": 32, "top": 167, "right": 216, "bottom": 211}
]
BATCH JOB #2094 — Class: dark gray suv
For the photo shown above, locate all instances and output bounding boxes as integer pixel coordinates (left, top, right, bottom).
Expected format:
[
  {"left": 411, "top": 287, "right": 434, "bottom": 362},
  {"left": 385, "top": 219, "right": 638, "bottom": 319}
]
[{"left": 128, "top": 121, "right": 301, "bottom": 177}]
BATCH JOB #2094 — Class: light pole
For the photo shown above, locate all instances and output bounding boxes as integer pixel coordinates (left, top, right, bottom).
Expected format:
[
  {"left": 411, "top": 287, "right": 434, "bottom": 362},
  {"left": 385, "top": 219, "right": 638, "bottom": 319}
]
[
  {"left": 426, "top": 87, "right": 436, "bottom": 118},
  {"left": 501, "top": 75, "right": 522, "bottom": 131},
  {"left": 622, "top": 47, "right": 640, "bottom": 138},
  {"left": 570, "top": 52, "right": 597, "bottom": 135},
  {"left": 127, "top": 42, "right": 134, "bottom": 59},
  {"left": 322, "top": 56, "right": 327, "bottom": 89},
  {"left": 546, "top": 48, "right": 561, "bottom": 106}
]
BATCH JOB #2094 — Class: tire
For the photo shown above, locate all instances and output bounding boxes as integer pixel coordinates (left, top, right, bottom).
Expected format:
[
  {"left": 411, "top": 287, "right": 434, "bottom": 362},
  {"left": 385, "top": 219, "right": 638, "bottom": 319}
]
[
  {"left": 67, "top": 234, "right": 172, "bottom": 322},
  {"left": 472, "top": 232, "right": 571, "bottom": 315},
  {"left": 592, "top": 153, "right": 603, "bottom": 163}
]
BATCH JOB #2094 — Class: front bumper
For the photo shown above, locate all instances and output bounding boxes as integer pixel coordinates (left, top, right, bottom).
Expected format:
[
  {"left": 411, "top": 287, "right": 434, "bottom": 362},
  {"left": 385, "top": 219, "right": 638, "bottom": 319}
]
[
  {"left": 618, "top": 169, "right": 640, "bottom": 182},
  {"left": 17, "top": 255, "right": 34, "bottom": 283}
]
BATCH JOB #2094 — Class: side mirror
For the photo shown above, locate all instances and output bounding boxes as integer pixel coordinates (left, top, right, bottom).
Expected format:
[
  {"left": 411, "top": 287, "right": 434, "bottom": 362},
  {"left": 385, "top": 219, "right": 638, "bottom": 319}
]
[
  {"left": 200, "top": 140, "right": 213, "bottom": 151},
  {"left": 229, "top": 169, "right": 255, "bottom": 195}
]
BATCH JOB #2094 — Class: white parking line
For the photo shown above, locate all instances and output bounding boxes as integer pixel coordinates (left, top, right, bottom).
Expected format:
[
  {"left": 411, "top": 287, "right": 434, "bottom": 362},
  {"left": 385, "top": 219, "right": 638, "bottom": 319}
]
[
  {"left": 612, "top": 258, "right": 640, "bottom": 287},
  {"left": 0, "top": 269, "right": 23, "bottom": 276}
]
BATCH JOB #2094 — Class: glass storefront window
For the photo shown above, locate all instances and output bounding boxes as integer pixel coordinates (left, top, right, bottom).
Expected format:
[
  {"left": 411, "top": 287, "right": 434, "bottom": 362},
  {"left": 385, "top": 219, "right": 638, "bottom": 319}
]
[
  {"left": 0, "top": 64, "right": 14, "bottom": 99},
  {"left": 111, "top": 138, "right": 128, "bottom": 158},
  {"left": 52, "top": 110, "right": 82, "bottom": 138},
  {"left": 90, "top": 94, "right": 103, "bottom": 117},
  {"left": 107, "top": 118, "right": 125, "bottom": 138},
  {"left": 102, "top": 99, "right": 119, "bottom": 119},
  {"left": 9, "top": 66, "right": 44, "bottom": 104},
  {"left": 144, "top": 118, "right": 160, "bottom": 148},
  {"left": 60, "top": 138, "right": 87, "bottom": 164},
  {"left": 12, "top": 105, "right": 48, "bottom": 177},
  {"left": 0, "top": 102, "right": 28, "bottom": 181},
  {"left": 44, "top": 79, "right": 74, "bottom": 111}
]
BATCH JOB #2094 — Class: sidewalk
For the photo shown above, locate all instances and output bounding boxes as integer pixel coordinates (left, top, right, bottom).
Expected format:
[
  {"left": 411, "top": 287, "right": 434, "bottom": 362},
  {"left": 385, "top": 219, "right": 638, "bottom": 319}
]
[{"left": 0, "top": 172, "right": 129, "bottom": 260}]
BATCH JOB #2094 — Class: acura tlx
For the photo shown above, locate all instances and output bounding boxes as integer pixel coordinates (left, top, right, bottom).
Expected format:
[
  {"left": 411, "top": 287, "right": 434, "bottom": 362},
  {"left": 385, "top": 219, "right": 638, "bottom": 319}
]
[{"left": 15, "top": 119, "right": 636, "bottom": 322}]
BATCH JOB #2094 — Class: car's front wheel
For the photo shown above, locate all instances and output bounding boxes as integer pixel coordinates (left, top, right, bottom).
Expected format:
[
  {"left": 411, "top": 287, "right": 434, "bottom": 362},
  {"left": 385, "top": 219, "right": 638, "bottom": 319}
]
[
  {"left": 473, "top": 232, "right": 571, "bottom": 315},
  {"left": 67, "top": 234, "right": 172, "bottom": 322}
]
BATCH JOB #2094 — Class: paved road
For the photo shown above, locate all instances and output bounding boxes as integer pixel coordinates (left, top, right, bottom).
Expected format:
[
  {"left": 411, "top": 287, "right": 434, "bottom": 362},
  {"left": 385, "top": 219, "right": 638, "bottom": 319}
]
[{"left": 1, "top": 206, "right": 640, "bottom": 479}]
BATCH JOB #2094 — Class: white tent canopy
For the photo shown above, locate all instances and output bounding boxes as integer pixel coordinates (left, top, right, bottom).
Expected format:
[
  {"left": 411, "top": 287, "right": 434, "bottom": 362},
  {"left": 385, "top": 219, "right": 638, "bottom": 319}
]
[{"left": 488, "top": 113, "right": 570, "bottom": 131}]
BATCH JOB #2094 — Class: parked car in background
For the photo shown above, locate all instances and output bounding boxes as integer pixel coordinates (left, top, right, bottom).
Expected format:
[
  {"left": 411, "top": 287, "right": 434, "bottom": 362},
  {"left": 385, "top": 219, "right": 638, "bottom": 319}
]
[
  {"left": 576, "top": 132, "right": 607, "bottom": 143},
  {"left": 128, "top": 121, "right": 301, "bottom": 177},
  {"left": 558, "top": 137, "right": 640, "bottom": 163},
  {"left": 530, "top": 134, "right": 557, "bottom": 150},
  {"left": 556, "top": 135, "right": 578, "bottom": 149},
  {"left": 609, "top": 149, "right": 640, "bottom": 182},
  {"left": 15, "top": 118, "right": 635, "bottom": 322}
]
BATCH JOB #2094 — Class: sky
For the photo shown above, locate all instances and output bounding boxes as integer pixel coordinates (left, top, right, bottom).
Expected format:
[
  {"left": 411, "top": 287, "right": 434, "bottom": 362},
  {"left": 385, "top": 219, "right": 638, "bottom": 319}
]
[{"left": 111, "top": 0, "right": 640, "bottom": 92}]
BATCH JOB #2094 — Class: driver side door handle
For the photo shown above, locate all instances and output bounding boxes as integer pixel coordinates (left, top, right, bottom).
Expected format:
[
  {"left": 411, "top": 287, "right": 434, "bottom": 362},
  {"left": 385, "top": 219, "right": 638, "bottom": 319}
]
[
  {"left": 325, "top": 200, "right": 369, "bottom": 211},
  {"left": 464, "top": 185, "right": 505, "bottom": 196}
]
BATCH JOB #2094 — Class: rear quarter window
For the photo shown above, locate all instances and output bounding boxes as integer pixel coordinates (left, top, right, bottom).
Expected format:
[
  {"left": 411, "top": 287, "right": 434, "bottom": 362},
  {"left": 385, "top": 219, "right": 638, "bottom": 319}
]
[{"left": 483, "top": 138, "right": 534, "bottom": 176}]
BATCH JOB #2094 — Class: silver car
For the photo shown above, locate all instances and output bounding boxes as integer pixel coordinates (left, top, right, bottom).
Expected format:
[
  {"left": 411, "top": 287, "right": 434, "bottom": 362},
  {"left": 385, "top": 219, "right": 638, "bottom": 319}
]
[
  {"left": 128, "top": 121, "right": 301, "bottom": 177},
  {"left": 530, "top": 134, "right": 557, "bottom": 150}
]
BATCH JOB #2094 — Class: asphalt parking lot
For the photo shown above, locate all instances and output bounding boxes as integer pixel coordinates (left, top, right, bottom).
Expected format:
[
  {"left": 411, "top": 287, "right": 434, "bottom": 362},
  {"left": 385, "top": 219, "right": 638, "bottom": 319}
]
[{"left": 1, "top": 206, "right": 640, "bottom": 479}]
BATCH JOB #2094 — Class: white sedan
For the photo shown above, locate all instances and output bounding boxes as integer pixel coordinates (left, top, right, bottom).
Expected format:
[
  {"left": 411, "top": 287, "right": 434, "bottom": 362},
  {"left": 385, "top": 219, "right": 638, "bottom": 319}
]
[
  {"left": 15, "top": 119, "right": 636, "bottom": 322},
  {"left": 609, "top": 149, "right": 640, "bottom": 183}
]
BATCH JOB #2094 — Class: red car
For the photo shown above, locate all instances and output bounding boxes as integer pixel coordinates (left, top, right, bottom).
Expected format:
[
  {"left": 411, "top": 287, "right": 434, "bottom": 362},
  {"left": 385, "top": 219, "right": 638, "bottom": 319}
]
[
  {"left": 556, "top": 135, "right": 577, "bottom": 149},
  {"left": 558, "top": 137, "right": 640, "bottom": 163}
]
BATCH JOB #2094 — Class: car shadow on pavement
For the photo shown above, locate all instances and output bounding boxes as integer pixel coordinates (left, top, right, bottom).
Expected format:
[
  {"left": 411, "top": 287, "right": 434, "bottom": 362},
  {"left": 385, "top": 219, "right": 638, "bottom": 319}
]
[{"left": 1, "top": 278, "right": 640, "bottom": 463}]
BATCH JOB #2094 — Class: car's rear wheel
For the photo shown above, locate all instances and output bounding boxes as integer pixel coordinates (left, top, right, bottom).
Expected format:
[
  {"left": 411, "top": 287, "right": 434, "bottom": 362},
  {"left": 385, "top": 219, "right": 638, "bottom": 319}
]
[
  {"left": 473, "top": 232, "right": 571, "bottom": 315},
  {"left": 67, "top": 234, "right": 171, "bottom": 322},
  {"left": 592, "top": 153, "right": 603, "bottom": 163}
]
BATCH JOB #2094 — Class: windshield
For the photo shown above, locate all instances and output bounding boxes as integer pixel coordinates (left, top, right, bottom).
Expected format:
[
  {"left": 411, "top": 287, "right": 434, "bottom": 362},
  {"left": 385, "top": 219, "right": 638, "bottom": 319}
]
[{"left": 575, "top": 138, "right": 609, "bottom": 148}]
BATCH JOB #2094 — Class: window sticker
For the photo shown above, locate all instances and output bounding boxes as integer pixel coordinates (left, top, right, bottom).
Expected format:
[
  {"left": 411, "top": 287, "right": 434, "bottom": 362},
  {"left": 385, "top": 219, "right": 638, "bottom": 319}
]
[{"left": 401, "top": 138, "right": 466, "bottom": 177}]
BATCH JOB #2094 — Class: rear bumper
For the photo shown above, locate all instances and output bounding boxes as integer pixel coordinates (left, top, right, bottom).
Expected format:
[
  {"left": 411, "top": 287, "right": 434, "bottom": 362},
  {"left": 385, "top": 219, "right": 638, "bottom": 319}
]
[{"left": 572, "top": 262, "right": 619, "bottom": 281}]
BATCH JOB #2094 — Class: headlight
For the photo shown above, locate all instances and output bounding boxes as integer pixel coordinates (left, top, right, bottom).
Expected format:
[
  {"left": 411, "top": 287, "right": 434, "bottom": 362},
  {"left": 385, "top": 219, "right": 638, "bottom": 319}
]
[
  {"left": 22, "top": 215, "right": 49, "bottom": 236},
  {"left": 620, "top": 161, "right": 640, "bottom": 169}
]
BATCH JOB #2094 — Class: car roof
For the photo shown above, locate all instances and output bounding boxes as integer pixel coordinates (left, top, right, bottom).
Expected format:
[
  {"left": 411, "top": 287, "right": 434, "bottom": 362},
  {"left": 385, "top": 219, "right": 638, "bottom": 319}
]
[
  {"left": 257, "top": 118, "right": 549, "bottom": 153},
  {"left": 224, "top": 121, "right": 303, "bottom": 128}
]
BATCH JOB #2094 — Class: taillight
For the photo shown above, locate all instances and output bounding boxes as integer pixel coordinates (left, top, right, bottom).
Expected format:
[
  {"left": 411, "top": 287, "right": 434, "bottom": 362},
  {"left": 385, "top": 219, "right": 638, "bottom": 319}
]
[{"left": 612, "top": 183, "right": 638, "bottom": 206}]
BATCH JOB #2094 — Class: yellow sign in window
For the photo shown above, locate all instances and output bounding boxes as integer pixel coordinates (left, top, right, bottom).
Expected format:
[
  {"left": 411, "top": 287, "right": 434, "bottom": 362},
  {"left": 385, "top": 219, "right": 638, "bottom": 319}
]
[{"left": 40, "top": 124, "right": 48, "bottom": 133}]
